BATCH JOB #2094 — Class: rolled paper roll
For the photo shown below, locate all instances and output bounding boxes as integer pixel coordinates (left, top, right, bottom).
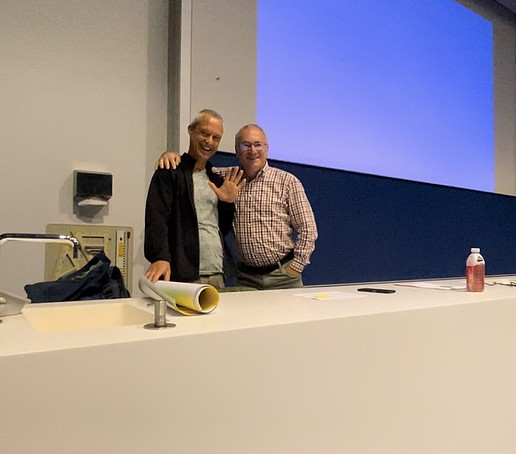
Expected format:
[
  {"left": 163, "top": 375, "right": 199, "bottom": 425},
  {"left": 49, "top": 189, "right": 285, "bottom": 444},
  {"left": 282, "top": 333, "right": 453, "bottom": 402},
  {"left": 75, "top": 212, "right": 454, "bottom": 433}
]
[{"left": 139, "top": 277, "right": 219, "bottom": 316}]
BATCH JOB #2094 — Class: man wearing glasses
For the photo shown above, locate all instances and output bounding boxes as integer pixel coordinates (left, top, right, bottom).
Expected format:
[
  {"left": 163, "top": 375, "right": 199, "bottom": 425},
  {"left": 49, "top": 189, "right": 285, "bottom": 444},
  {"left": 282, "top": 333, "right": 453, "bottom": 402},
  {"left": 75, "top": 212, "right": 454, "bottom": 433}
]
[
  {"left": 156, "top": 123, "right": 318, "bottom": 290},
  {"left": 230, "top": 124, "right": 317, "bottom": 289}
]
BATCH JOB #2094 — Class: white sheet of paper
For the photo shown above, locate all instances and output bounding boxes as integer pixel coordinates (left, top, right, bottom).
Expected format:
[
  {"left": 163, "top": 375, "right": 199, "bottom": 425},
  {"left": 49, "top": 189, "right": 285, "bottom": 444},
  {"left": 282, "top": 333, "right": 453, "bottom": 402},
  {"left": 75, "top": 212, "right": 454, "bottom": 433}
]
[
  {"left": 293, "top": 291, "right": 367, "bottom": 301},
  {"left": 394, "top": 282, "right": 466, "bottom": 290}
]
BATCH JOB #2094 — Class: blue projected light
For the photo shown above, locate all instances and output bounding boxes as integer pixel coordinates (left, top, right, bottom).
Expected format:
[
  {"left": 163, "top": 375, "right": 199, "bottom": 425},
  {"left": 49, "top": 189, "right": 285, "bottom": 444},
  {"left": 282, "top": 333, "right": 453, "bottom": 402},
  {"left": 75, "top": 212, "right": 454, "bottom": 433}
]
[{"left": 257, "top": 0, "right": 494, "bottom": 191}]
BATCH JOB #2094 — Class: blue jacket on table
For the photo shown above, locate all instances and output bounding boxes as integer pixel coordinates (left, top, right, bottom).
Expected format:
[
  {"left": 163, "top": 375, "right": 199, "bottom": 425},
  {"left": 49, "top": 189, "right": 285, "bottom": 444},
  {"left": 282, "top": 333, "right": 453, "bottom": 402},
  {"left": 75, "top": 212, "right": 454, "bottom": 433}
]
[{"left": 144, "top": 153, "right": 234, "bottom": 282}]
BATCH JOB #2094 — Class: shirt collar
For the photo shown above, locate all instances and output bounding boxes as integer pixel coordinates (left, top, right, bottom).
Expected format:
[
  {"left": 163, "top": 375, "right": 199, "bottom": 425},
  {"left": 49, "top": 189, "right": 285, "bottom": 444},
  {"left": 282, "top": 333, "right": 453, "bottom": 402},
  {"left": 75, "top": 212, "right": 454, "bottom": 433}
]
[
  {"left": 183, "top": 152, "right": 213, "bottom": 172},
  {"left": 249, "top": 161, "right": 269, "bottom": 181}
]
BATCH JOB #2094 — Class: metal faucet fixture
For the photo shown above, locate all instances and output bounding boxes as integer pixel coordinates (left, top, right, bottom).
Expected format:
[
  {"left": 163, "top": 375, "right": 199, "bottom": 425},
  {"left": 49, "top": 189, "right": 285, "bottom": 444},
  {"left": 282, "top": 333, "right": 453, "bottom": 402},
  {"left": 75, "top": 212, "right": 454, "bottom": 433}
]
[
  {"left": 144, "top": 299, "right": 176, "bottom": 330},
  {"left": 138, "top": 278, "right": 176, "bottom": 330},
  {"left": 0, "top": 233, "right": 81, "bottom": 258},
  {"left": 0, "top": 233, "right": 81, "bottom": 317}
]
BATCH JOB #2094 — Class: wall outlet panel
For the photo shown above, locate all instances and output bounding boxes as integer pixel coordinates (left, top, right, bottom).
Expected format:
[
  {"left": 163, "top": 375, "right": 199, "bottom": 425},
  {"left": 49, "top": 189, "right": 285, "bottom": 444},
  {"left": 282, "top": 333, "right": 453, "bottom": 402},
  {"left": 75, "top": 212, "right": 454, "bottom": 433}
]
[{"left": 45, "top": 224, "right": 133, "bottom": 292}]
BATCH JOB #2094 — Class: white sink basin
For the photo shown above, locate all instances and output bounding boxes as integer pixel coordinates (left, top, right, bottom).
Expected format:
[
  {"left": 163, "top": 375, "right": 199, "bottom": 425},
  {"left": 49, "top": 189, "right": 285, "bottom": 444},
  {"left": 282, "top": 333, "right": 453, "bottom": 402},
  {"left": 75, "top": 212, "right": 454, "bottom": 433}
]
[{"left": 22, "top": 300, "right": 153, "bottom": 333}]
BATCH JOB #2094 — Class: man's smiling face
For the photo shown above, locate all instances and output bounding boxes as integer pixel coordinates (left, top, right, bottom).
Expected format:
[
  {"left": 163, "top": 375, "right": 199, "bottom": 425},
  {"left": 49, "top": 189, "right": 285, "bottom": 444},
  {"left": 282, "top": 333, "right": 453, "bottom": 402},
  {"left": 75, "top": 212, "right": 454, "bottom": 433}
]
[
  {"left": 236, "top": 126, "right": 269, "bottom": 180},
  {"left": 188, "top": 114, "right": 223, "bottom": 165}
]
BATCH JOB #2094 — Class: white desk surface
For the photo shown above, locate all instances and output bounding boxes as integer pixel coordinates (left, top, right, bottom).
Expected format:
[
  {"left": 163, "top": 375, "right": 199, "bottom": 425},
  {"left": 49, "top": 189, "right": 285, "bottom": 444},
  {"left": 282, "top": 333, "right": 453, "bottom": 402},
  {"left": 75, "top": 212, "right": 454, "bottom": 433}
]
[{"left": 2, "top": 276, "right": 516, "bottom": 356}]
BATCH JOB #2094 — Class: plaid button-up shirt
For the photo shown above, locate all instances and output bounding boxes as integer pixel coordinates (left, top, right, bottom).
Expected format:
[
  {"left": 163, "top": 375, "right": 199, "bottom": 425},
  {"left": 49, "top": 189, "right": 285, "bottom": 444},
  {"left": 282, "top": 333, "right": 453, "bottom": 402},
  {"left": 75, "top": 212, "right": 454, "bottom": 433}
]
[{"left": 216, "top": 163, "right": 318, "bottom": 273}]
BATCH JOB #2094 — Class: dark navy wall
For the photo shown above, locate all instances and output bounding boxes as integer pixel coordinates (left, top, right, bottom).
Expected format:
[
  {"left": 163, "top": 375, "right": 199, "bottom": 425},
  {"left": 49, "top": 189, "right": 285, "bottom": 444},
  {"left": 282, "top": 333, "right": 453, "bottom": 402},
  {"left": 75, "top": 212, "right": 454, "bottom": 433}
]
[{"left": 213, "top": 152, "right": 516, "bottom": 285}]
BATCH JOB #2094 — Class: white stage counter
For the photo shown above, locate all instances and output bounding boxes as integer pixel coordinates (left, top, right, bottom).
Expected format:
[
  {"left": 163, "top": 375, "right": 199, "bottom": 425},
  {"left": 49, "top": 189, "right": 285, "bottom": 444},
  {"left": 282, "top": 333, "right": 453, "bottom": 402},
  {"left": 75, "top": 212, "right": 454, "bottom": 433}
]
[{"left": 2, "top": 277, "right": 516, "bottom": 453}]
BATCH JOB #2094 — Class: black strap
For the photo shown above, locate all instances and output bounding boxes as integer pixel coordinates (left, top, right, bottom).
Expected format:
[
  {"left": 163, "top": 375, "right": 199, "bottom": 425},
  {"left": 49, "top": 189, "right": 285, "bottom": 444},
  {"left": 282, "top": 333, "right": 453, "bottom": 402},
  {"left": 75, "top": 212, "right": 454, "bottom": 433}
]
[{"left": 238, "top": 250, "right": 294, "bottom": 275}]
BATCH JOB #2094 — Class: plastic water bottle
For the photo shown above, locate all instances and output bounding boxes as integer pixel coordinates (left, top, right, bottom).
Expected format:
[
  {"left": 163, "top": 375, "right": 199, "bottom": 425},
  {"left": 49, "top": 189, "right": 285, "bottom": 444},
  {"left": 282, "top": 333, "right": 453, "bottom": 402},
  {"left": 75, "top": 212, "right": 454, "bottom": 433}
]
[{"left": 466, "top": 247, "right": 485, "bottom": 292}]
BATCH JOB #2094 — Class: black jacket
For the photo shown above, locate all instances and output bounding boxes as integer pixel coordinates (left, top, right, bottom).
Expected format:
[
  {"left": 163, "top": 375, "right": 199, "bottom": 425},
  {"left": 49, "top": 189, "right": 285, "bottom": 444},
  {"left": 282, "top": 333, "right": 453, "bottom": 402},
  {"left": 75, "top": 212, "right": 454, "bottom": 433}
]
[{"left": 144, "top": 153, "right": 234, "bottom": 282}]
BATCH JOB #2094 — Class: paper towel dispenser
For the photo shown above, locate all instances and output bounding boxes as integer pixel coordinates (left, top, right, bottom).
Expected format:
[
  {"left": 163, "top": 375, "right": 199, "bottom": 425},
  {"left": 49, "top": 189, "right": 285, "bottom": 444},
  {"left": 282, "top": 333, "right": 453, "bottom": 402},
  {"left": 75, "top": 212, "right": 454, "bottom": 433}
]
[{"left": 73, "top": 170, "right": 112, "bottom": 206}]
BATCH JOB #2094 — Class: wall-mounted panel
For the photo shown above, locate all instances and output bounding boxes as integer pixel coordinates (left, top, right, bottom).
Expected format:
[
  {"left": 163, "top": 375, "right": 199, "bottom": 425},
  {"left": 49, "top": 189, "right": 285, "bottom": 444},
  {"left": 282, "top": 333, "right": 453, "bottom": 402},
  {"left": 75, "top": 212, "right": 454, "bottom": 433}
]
[{"left": 213, "top": 152, "right": 516, "bottom": 285}]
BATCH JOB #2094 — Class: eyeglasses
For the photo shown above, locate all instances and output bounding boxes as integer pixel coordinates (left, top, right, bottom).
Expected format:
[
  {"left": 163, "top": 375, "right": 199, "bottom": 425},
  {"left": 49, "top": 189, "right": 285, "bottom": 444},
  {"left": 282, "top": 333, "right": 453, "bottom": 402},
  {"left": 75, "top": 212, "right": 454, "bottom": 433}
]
[{"left": 239, "top": 141, "right": 267, "bottom": 152}]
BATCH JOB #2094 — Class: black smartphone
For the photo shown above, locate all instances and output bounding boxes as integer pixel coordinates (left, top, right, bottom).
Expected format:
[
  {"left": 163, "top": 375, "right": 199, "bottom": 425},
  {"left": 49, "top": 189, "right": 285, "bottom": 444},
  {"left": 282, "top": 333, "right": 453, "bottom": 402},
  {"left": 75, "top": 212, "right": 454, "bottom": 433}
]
[{"left": 357, "top": 288, "right": 396, "bottom": 294}]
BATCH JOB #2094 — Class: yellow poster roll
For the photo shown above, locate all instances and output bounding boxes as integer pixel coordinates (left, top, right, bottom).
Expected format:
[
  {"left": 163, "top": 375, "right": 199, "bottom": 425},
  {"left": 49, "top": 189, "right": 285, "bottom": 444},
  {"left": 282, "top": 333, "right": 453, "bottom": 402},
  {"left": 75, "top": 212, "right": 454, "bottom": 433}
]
[{"left": 139, "top": 277, "right": 219, "bottom": 316}]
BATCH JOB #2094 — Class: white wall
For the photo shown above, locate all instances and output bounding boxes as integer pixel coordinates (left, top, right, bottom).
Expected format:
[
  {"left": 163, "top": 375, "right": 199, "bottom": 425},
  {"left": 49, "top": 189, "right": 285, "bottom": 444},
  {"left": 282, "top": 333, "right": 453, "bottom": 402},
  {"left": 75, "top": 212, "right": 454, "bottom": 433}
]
[
  {"left": 494, "top": 17, "right": 516, "bottom": 195},
  {"left": 0, "top": 0, "right": 169, "bottom": 296},
  {"left": 178, "top": 0, "right": 256, "bottom": 153}
]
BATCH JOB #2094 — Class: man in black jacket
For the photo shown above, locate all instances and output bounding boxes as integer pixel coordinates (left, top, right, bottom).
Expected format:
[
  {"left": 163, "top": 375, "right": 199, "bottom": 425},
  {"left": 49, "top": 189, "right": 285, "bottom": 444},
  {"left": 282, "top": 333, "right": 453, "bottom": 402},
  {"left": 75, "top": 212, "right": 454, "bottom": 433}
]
[{"left": 144, "top": 109, "right": 244, "bottom": 289}]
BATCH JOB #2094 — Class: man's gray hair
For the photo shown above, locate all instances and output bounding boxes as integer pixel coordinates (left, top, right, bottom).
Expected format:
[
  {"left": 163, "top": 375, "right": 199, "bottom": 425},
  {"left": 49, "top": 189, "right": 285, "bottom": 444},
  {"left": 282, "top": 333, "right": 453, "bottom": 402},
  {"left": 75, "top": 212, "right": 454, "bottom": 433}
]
[
  {"left": 235, "top": 124, "right": 268, "bottom": 145},
  {"left": 189, "top": 109, "right": 224, "bottom": 130}
]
